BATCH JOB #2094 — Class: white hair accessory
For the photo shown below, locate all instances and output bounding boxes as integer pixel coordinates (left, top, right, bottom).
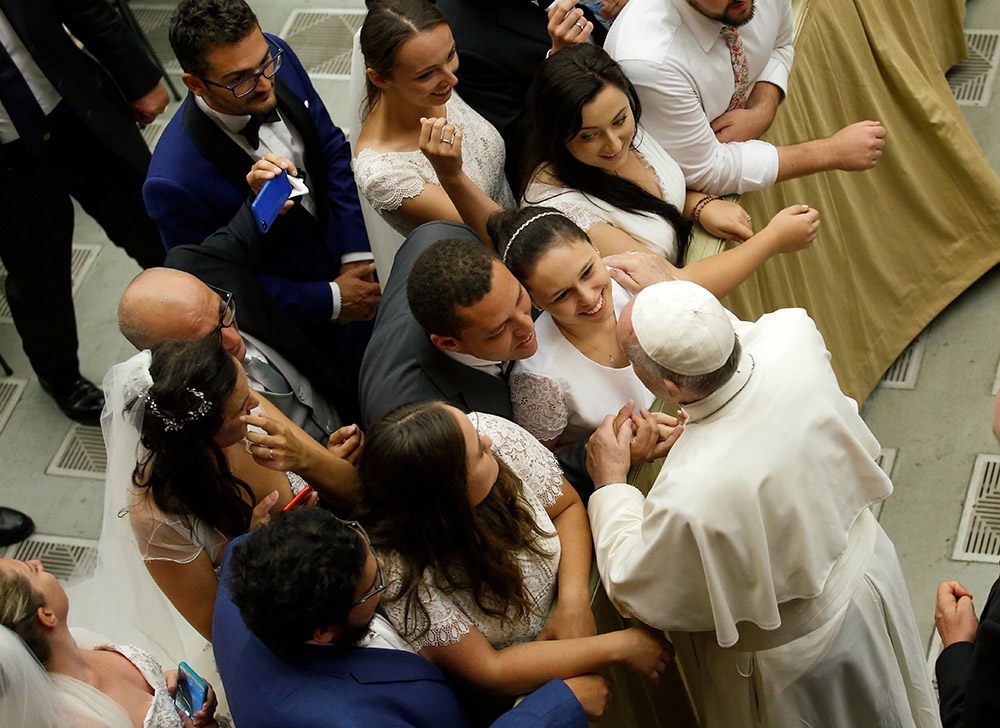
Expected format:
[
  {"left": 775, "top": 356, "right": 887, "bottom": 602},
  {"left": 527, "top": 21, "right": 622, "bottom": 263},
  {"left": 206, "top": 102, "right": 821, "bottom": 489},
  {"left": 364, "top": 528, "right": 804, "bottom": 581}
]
[{"left": 500, "top": 211, "right": 566, "bottom": 264}]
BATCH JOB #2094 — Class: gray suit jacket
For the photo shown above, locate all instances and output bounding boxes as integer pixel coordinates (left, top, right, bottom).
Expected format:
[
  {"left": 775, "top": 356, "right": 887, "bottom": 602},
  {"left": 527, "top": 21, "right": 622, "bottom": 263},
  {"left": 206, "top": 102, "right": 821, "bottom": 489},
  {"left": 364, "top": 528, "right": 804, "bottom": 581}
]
[
  {"left": 359, "top": 221, "right": 512, "bottom": 426},
  {"left": 244, "top": 333, "right": 342, "bottom": 443},
  {"left": 359, "top": 221, "right": 593, "bottom": 499}
]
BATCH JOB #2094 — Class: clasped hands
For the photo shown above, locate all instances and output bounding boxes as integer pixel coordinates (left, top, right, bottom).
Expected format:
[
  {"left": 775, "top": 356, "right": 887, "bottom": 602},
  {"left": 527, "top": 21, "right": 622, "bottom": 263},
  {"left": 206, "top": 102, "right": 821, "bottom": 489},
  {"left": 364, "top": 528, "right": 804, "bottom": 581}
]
[{"left": 586, "top": 399, "right": 684, "bottom": 488}]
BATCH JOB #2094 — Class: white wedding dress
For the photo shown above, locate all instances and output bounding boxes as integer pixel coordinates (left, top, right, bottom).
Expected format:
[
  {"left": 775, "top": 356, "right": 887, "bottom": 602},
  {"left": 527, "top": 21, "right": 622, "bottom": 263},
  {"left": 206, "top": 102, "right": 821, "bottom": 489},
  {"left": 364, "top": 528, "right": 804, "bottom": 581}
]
[
  {"left": 522, "top": 128, "right": 686, "bottom": 262},
  {"left": 352, "top": 90, "right": 515, "bottom": 237},
  {"left": 381, "top": 413, "right": 562, "bottom": 651},
  {"left": 510, "top": 280, "right": 656, "bottom": 446}
]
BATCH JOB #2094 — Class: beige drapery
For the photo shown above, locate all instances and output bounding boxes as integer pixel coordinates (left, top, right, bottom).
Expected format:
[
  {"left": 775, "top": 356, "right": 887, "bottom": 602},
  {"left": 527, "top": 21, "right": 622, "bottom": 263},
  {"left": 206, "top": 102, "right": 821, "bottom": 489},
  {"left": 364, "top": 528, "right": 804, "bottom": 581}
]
[{"left": 687, "top": 0, "right": 998, "bottom": 404}]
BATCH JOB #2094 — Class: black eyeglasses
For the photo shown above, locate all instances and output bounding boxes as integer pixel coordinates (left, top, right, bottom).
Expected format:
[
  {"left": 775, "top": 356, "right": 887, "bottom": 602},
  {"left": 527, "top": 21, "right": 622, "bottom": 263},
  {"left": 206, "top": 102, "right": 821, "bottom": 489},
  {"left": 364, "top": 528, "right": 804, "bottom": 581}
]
[
  {"left": 198, "top": 43, "right": 284, "bottom": 98},
  {"left": 346, "top": 521, "right": 387, "bottom": 606},
  {"left": 207, "top": 285, "right": 236, "bottom": 339}
]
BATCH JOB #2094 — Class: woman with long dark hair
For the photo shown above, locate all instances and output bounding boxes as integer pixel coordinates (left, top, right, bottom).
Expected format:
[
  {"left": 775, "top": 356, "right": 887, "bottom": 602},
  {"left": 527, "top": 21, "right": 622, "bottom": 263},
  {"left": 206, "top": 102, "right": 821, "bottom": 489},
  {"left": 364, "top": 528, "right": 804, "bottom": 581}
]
[
  {"left": 519, "top": 44, "right": 818, "bottom": 286},
  {"left": 106, "top": 337, "right": 359, "bottom": 642},
  {"left": 359, "top": 400, "right": 672, "bottom": 698}
]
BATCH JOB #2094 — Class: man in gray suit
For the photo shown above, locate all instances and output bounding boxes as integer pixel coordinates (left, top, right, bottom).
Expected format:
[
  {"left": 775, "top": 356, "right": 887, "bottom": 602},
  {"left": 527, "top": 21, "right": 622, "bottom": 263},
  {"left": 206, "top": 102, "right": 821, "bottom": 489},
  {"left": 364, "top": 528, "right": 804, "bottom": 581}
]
[{"left": 118, "top": 267, "right": 350, "bottom": 445}]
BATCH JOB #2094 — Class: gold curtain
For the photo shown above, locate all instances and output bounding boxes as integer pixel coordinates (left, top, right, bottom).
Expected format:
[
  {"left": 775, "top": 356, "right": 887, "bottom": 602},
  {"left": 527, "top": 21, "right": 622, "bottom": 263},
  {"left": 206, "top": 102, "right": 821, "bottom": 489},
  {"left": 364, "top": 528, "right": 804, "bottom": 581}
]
[{"left": 689, "top": 0, "right": 998, "bottom": 403}]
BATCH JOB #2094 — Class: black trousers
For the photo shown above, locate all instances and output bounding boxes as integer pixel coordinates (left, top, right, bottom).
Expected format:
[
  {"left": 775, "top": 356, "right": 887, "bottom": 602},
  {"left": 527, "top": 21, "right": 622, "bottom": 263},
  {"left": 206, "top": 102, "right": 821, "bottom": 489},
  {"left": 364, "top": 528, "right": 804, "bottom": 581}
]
[{"left": 0, "top": 103, "right": 164, "bottom": 378}]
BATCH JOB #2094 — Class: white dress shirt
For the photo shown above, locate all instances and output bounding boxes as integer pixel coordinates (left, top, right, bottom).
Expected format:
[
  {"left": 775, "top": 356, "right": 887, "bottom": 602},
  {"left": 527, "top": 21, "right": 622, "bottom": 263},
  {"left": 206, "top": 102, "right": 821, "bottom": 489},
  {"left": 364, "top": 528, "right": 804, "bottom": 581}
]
[
  {"left": 0, "top": 10, "right": 62, "bottom": 143},
  {"left": 606, "top": 0, "right": 794, "bottom": 195},
  {"left": 194, "top": 95, "right": 373, "bottom": 320}
]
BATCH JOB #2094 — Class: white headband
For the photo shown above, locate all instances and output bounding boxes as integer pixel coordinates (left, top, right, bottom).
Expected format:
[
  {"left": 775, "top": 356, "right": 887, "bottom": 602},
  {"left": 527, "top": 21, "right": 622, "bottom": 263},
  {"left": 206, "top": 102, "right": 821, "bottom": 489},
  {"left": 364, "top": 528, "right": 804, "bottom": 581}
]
[{"left": 500, "top": 211, "right": 566, "bottom": 264}]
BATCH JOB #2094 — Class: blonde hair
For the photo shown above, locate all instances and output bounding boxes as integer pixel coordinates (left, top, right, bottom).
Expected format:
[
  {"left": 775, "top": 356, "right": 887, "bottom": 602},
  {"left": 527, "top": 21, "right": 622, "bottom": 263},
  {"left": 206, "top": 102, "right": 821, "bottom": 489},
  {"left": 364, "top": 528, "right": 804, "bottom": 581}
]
[{"left": 0, "top": 569, "right": 50, "bottom": 665}]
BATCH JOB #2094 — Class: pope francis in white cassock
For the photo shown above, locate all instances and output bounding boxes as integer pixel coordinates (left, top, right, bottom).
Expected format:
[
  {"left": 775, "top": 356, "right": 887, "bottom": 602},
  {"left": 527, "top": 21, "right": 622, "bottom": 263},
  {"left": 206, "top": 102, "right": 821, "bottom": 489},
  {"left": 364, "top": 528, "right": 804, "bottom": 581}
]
[{"left": 585, "top": 280, "right": 940, "bottom": 728}]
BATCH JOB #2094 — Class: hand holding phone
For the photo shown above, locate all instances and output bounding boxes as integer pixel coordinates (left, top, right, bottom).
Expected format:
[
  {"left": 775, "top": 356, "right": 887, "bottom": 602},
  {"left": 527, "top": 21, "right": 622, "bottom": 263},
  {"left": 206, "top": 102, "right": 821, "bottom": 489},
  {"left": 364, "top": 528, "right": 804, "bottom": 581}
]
[
  {"left": 251, "top": 170, "right": 292, "bottom": 233},
  {"left": 283, "top": 485, "right": 314, "bottom": 511},
  {"left": 174, "top": 662, "right": 208, "bottom": 719}
]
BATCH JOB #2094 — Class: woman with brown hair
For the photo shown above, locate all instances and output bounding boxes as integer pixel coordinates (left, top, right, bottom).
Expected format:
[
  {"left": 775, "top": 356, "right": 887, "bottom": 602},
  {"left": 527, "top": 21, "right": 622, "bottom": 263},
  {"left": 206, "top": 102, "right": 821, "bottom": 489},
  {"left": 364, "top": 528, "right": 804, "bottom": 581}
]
[{"left": 359, "top": 400, "right": 672, "bottom": 700}]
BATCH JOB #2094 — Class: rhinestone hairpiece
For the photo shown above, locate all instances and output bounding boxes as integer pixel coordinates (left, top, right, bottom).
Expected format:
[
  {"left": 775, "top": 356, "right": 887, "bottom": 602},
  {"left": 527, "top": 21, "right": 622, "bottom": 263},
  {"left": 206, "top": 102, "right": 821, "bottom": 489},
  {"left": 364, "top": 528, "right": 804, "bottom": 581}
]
[
  {"left": 500, "top": 211, "right": 565, "bottom": 264},
  {"left": 146, "top": 388, "right": 213, "bottom": 432}
]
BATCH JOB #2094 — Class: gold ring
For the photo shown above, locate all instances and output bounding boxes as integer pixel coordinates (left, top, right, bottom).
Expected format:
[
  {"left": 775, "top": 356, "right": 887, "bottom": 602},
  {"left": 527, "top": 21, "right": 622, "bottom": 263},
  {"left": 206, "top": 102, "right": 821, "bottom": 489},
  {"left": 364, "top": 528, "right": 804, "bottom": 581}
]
[{"left": 575, "top": 21, "right": 585, "bottom": 30}]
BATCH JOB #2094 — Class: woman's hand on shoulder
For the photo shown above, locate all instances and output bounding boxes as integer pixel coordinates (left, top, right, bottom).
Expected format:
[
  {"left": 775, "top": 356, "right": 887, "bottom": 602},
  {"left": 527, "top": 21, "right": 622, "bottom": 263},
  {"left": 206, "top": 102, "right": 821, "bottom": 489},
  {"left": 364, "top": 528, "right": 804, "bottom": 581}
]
[
  {"left": 242, "top": 412, "right": 309, "bottom": 472},
  {"left": 327, "top": 424, "right": 364, "bottom": 464},
  {"left": 695, "top": 199, "right": 753, "bottom": 242},
  {"left": 419, "top": 116, "right": 463, "bottom": 181},
  {"left": 761, "top": 204, "right": 820, "bottom": 254}
]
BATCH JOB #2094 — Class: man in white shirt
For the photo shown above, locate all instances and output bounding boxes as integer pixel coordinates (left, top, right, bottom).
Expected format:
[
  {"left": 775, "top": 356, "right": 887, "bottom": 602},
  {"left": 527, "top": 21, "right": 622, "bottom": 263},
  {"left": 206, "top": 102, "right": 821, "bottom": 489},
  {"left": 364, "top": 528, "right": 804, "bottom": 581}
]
[
  {"left": 606, "top": 0, "right": 886, "bottom": 194},
  {"left": 585, "top": 279, "right": 940, "bottom": 727},
  {"left": 215, "top": 508, "right": 607, "bottom": 728}
]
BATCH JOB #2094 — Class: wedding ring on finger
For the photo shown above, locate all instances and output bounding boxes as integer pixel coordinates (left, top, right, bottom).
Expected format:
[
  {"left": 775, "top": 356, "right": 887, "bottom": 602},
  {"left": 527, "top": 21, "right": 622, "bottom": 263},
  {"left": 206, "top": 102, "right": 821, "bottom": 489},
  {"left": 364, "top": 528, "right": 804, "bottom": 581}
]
[
  {"left": 574, "top": 21, "right": 585, "bottom": 30},
  {"left": 268, "top": 447, "right": 274, "bottom": 460},
  {"left": 440, "top": 125, "right": 457, "bottom": 144},
  {"left": 745, "top": 215, "right": 752, "bottom": 222}
]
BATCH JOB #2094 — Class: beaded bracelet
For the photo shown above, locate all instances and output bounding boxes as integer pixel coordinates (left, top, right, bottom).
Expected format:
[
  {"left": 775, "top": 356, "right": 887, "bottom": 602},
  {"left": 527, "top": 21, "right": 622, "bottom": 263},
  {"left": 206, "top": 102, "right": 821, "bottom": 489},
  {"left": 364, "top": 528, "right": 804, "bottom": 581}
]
[{"left": 691, "top": 195, "right": 720, "bottom": 225}]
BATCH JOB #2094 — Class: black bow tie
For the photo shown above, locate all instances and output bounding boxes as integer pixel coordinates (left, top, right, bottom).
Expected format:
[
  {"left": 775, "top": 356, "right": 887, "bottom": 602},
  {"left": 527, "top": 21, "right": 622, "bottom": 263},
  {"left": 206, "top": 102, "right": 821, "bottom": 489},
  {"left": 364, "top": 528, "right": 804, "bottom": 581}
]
[{"left": 241, "top": 107, "right": 282, "bottom": 150}]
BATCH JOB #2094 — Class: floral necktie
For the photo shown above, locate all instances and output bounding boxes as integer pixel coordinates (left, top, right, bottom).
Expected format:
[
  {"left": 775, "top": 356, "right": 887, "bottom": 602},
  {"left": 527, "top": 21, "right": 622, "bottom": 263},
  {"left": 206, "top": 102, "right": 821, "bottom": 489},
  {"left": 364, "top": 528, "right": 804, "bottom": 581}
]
[{"left": 721, "top": 26, "right": 751, "bottom": 111}]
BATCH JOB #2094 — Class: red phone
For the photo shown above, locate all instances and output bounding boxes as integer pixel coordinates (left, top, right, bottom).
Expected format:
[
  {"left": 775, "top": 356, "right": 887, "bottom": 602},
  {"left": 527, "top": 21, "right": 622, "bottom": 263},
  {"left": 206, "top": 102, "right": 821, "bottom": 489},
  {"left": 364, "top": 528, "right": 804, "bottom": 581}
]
[{"left": 283, "top": 485, "right": 313, "bottom": 511}]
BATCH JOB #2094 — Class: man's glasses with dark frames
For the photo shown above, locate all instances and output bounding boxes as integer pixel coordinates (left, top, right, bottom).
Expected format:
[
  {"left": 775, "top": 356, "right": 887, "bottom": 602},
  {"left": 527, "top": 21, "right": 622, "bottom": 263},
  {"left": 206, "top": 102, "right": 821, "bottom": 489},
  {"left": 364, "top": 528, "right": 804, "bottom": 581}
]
[
  {"left": 346, "top": 520, "right": 387, "bottom": 606},
  {"left": 197, "top": 41, "right": 284, "bottom": 99},
  {"left": 207, "top": 285, "right": 236, "bottom": 340}
]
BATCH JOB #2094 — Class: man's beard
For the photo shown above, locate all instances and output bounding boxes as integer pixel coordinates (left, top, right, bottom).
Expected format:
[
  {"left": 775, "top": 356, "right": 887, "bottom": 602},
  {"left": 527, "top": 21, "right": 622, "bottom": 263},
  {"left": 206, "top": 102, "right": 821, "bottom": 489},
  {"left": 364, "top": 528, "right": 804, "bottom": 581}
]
[
  {"left": 687, "top": 0, "right": 756, "bottom": 27},
  {"left": 339, "top": 621, "right": 374, "bottom": 648}
]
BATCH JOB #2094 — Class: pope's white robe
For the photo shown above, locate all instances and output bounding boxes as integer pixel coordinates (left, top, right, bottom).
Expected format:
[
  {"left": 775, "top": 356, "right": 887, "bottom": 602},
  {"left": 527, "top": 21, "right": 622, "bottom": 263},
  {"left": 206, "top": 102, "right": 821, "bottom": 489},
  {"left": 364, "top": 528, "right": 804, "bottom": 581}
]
[{"left": 589, "top": 309, "right": 940, "bottom": 728}]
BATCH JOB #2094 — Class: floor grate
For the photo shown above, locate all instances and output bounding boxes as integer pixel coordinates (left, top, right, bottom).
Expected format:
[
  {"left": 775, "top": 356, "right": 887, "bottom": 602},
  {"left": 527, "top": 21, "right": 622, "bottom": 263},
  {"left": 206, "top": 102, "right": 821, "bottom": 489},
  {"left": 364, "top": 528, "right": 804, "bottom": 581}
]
[
  {"left": 0, "top": 378, "right": 26, "bottom": 435},
  {"left": 0, "top": 244, "right": 97, "bottom": 324},
  {"left": 0, "top": 535, "right": 99, "bottom": 583},
  {"left": 130, "top": 5, "right": 183, "bottom": 74},
  {"left": 871, "top": 447, "right": 897, "bottom": 520},
  {"left": 879, "top": 329, "right": 928, "bottom": 390},
  {"left": 141, "top": 120, "right": 168, "bottom": 150},
  {"left": 279, "top": 9, "right": 366, "bottom": 79},
  {"left": 953, "top": 454, "right": 1000, "bottom": 563},
  {"left": 947, "top": 30, "right": 1000, "bottom": 107},
  {"left": 46, "top": 424, "right": 107, "bottom": 480}
]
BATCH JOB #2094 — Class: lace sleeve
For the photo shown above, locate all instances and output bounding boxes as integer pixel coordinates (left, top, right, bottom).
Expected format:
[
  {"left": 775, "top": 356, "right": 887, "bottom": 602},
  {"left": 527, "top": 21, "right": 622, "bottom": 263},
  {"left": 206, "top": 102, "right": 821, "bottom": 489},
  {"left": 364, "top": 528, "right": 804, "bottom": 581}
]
[
  {"left": 127, "top": 492, "right": 222, "bottom": 565},
  {"left": 509, "top": 370, "right": 569, "bottom": 443},
  {"left": 381, "top": 559, "right": 473, "bottom": 652},
  {"left": 352, "top": 149, "right": 427, "bottom": 213},
  {"left": 522, "top": 183, "right": 608, "bottom": 232},
  {"left": 469, "top": 412, "right": 563, "bottom": 507}
]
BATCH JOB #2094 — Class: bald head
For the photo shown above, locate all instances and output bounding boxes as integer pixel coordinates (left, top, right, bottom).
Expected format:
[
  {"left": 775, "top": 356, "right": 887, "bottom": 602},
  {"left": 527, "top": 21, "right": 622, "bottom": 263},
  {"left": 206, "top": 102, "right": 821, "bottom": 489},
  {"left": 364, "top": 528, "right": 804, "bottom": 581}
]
[{"left": 118, "top": 268, "right": 247, "bottom": 360}]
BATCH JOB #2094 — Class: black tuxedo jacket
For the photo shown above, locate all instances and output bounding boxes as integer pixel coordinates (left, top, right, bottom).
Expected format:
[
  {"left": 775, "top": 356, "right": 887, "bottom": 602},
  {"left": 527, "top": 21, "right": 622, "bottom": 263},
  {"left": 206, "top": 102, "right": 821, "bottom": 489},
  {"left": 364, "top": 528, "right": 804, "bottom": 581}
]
[
  {"left": 936, "top": 574, "right": 1000, "bottom": 727},
  {"left": 165, "top": 201, "right": 360, "bottom": 424},
  {"left": 0, "top": 0, "right": 160, "bottom": 174}
]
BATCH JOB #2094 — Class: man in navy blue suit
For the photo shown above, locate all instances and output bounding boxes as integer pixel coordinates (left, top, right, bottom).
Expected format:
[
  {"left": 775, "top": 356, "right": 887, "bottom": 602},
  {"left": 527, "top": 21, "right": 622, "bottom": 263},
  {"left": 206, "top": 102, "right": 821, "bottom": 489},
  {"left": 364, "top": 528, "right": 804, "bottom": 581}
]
[
  {"left": 145, "top": 0, "right": 378, "bottom": 391},
  {"left": 215, "top": 508, "right": 605, "bottom": 728}
]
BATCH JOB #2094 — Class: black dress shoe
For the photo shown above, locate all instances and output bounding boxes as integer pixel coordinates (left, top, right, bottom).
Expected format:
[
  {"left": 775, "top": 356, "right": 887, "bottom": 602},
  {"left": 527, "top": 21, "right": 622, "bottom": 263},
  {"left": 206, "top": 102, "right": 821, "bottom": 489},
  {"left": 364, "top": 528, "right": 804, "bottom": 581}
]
[
  {"left": 38, "top": 375, "right": 105, "bottom": 426},
  {"left": 0, "top": 506, "right": 34, "bottom": 547}
]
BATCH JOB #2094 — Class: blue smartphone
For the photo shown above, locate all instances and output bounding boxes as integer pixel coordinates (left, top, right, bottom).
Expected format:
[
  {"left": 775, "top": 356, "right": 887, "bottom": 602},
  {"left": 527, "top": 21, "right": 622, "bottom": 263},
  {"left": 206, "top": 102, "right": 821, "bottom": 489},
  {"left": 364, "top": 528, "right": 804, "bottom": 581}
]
[
  {"left": 251, "top": 170, "right": 292, "bottom": 233},
  {"left": 174, "top": 661, "right": 208, "bottom": 719}
]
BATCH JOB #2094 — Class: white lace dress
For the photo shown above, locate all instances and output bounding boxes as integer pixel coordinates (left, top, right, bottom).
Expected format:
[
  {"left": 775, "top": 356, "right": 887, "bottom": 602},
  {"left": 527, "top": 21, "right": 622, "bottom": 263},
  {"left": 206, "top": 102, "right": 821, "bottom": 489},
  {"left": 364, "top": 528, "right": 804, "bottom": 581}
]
[
  {"left": 352, "top": 91, "right": 515, "bottom": 236},
  {"left": 510, "top": 280, "right": 656, "bottom": 446},
  {"left": 522, "top": 129, "right": 686, "bottom": 262},
  {"left": 382, "top": 412, "right": 563, "bottom": 652}
]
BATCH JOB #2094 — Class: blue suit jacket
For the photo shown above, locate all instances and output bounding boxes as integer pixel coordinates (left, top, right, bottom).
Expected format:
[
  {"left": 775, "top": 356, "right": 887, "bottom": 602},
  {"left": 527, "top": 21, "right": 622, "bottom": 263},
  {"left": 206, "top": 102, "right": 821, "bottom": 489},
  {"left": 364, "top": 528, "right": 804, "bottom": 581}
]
[
  {"left": 143, "top": 34, "right": 370, "bottom": 321},
  {"left": 213, "top": 540, "right": 587, "bottom": 728}
]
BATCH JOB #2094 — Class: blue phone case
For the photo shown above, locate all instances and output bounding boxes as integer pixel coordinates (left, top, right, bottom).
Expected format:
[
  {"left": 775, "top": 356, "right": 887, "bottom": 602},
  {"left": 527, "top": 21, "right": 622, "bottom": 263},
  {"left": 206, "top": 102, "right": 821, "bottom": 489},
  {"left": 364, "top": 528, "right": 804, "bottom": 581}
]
[
  {"left": 175, "top": 661, "right": 208, "bottom": 718},
  {"left": 251, "top": 170, "right": 292, "bottom": 233}
]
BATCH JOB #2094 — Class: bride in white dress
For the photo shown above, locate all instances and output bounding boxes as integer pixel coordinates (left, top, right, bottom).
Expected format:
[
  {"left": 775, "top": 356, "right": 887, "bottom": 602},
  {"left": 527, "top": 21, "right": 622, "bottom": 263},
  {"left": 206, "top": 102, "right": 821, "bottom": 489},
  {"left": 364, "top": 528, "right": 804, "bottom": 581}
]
[{"left": 352, "top": 0, "right": 513, "bottom": 244}]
